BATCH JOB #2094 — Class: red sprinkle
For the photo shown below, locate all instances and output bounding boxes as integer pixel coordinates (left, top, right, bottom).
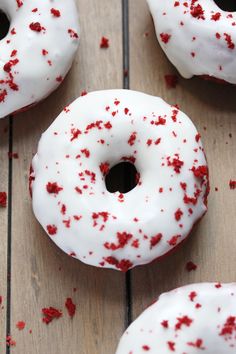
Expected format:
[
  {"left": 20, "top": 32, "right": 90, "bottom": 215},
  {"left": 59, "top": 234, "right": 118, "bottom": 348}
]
[
  {"left": 100, "top": 36, "right": 109, "bottom": 48},
  {"left": 0, "top": 192, "right": 7, "bottom": 207},
  {"left": 164, "top": 74, "right": 178, "bottom": 89},
  {"left": 47, "top": 225, "right": 57, "bottom": 236},
  {"left": 51, "top": 8, "right": 61, "bottom": 17},
  {"left": 150, "top": 233, "right": 163, "bottom": 249},
  {"left": 46, "top": 182, "right": 63, "bottom": 194},
  {"left": 100, "top": 162, "right": 110, "bottom": 175},
  {"left": 42, "top": 307, "right": 62, "bottom": 324},
  {"left": 186, "top": 261, "right": 197, "bottom": 272},
  {"left": 16, "top": 321, "right": 25, "bottom": 330},
  {"left": 65, "top": 298, "right": 76, "bottom": 318},
  {"left": 160, "top": 33, "right": 171, "bottom": 44},
  {"left": 6, "top": 335, "right": 16, "bottom": 347},
  {"left": 29, "top": 22, "right": 43, "bottom": 32}
]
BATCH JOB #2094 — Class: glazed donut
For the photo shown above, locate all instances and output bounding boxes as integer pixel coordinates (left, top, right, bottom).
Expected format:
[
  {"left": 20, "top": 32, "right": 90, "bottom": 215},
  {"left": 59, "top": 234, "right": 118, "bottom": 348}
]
[
  {"left": 147, "top": 0, "right": 236, "bottom": 84},
  {"left": 116, "top": 283, "right": 236, "bottom": 353},
  {"left": 30, "top": 90, "right": 209, "bottom": 271},
  {"left": 0, "top": 0, "right": 79, "bottom": 119}
]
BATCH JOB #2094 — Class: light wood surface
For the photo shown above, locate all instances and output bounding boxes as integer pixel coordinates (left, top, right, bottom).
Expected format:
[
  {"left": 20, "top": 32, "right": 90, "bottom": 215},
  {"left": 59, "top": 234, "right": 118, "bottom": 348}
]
[{"left": 0, "top": 0, "right": 235, "bottom": 353}]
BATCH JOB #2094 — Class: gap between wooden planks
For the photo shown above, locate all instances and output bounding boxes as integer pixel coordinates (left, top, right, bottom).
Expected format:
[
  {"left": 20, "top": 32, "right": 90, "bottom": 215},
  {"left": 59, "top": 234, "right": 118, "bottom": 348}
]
[{"left": 130, "top": 0, "right": 236, "bottom": 320}]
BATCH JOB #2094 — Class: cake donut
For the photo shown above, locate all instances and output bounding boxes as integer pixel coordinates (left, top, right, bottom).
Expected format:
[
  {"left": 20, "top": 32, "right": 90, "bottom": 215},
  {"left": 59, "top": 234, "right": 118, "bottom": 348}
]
[
  {"left": 116, "top": 283, "right": 236, "bottom": 353},
  {"left": 147, "top": 0, "right": 236, "bottom": 84},
  {"left": 0, "top": 0, "right": 79, "bottom": 119},
  {"left": 30, "top": 90, "right": 209, "bottom": 271}
]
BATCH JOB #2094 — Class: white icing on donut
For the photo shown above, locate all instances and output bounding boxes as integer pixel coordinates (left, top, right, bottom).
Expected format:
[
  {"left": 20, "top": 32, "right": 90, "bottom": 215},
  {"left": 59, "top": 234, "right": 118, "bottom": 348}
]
[
  {"left": 0, "top": 0, "right": 79, "bottom": 119},
  {"left": 31, "top": 90, "right": 209, "bottom": 271},
  {"left": 116, "top": 283, "right": 236, "bottom": 353},
  {"left": 147, "top": 0, "right": 236, "bottom": 83}
]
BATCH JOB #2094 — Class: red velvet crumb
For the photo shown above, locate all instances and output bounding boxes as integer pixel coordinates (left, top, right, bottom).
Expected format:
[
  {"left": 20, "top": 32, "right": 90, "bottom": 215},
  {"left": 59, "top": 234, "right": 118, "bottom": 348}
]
[
  {"left": 0, "top": 192, "right": 7, "bottom": 207},
  {"left": 65, "top": 298, "right": 76, "bottom": 318},
  {"left": 42, "top": 307, "right": 62, "bottom": 324},
  {"left": 100, "top": 36, "right": 109, "bottom": 48}
]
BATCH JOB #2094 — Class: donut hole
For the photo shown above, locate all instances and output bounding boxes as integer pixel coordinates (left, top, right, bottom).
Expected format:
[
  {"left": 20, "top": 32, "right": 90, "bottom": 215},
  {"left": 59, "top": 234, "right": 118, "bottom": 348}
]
[
  {"left": 214, "top": 0, "right": 236, "bottom": 12},
  {"left": 105, "top": 162, "right": 139, "bottom": 194},
  {"left": 0, "top": 10, "right": 10, "bottom": 40}
]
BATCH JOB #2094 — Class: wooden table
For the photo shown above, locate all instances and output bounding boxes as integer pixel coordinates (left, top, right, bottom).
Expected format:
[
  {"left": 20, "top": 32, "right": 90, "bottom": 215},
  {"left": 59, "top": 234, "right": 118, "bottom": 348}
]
[{"left": 0, "top": 0, "right": 235, "bottom": 353}]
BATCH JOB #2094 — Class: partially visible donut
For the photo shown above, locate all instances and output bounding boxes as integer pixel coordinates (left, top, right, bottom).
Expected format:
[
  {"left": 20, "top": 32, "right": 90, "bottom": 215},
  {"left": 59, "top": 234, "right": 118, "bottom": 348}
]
[
  {"left": 147, "top": 0, "right": 236, "bottom": 84},
  {"left": 0, "top": 0, "right": 79, "bottom": 119},
  {"left": 116, "top": 283, "right": 236, "bottom": 353},
  {"left": 30, "top": 90, "right": 209, "bottom": 271}
]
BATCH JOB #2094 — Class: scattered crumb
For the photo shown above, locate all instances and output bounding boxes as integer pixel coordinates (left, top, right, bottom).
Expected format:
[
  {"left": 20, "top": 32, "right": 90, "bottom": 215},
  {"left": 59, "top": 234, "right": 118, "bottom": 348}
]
[
  {"left": 8, "top": 152, "right": 19, "bottom": 159},
  {"left": 186, "top": 261, "right": 197, "bottom": 272},
  {"left": 65, "top": 298, "right": 76, "bottom": 318},
  {"left": 16, "top": 321, "right": 25, "bottom": 331},
  {"left": 100, "top": 36, "right": 109, "bottom": 48},
  {"left": 42, "top": 307, "right": 62, "bottom": 325},
  {"left": 6, "top": 335, "right": 16, "bottom": 347},
  {"left": 164, "top": 74, "right": 179, "bottom": 89},
  {"left": 124, "top": 69, "right": 129, "bottom": 77},
  {"left": 0, "top": 192, "right": 7, "bottom": 207}
]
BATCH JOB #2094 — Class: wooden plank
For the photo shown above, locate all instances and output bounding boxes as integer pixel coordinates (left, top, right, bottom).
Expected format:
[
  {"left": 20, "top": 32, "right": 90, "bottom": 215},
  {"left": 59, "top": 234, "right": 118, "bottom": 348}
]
[
  {"left": 0, "top": 118, "right": 8, "bottom": 353},
  {"left": 129, "top": 0, "right": 236, "bottom": 318},
  {"left": 10, "top": 1, "right": 125, "bottom": 353}
]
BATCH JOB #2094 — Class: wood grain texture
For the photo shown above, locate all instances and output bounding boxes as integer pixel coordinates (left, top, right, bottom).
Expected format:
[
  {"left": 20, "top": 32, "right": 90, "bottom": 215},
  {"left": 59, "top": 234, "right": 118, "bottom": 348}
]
[
  {"left": 1, "top": 1, "right": 236, "bottom": 353},
  {"left": 129, "top": 0, "right": 236, "bottom": 320},
  {"left": 10, "top": 1, "right": 125, "bottom": 353},
  {"left": 0, "top": 119, "right": 8, "bottom": 353}
]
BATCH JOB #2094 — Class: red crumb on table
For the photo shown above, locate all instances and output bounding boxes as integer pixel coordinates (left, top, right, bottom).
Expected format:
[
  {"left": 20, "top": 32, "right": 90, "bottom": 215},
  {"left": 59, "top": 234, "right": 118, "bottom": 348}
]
[
  {"left": 124, "top": 69, "right": 129, "bottom": 77},
  {"left": 186, "top": 261, "right": 198, "bottom": 272},
  {"left": 100, "top": 36, "right": 109, "bottom": 48},
  {"left": 8, "top": 152, "right": 19, "bottom": 159},
  {"left": 0, "top": 192, "right": 7, "bottom": 207},
  {"left": 42, "top": 307, "right": 62, "bottom": 324},
  {"left": 6, "top": 335, "right": 16, "bottom": 347},
  {"left": 16, "top": 321, "right": 25, "bottom": 330},
  {"left": 65, "top": 298, "right": 76, "bottom": 318},
  {"left": 164, "top": 74, "right": 179, "bottom": 89},
  {"left": 229, "top": 180, "right": 236, "bottom": 190},
  {"left": 0, "top": 296, "right": 2, "bottom": 305}
]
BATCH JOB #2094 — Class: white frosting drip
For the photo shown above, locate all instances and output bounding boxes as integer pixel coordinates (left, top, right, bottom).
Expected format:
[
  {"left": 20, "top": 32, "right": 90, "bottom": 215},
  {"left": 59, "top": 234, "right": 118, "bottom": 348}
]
[
  {"left": 116, "top": 283, "right": 236, "bottom": 353},
  {"left": 31, "top": 90, "right": 209, "bottom": 271},
  {"left": 147, "top": 0, "right": 236, "bottom": 83},
  {"left": 0, "top": 0, "right": 79, "bottom": 118}
]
